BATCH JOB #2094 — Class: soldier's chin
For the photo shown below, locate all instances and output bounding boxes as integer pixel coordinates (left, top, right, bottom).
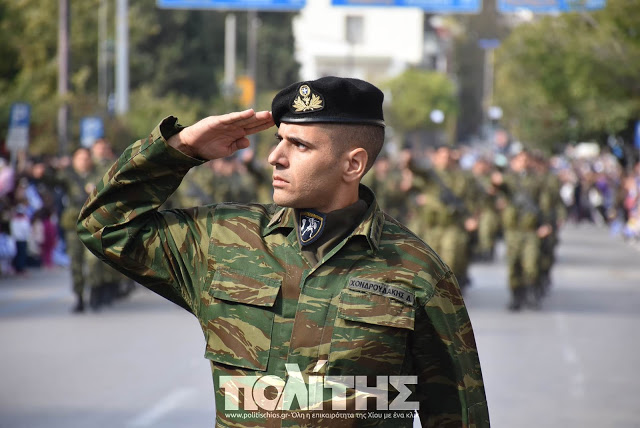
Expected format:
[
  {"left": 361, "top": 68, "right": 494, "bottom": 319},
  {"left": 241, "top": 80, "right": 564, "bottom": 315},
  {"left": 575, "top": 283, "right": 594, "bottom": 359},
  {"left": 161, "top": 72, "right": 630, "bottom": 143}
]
[{"left": 272, "top": 191, "right": 300, "bottom": 208}]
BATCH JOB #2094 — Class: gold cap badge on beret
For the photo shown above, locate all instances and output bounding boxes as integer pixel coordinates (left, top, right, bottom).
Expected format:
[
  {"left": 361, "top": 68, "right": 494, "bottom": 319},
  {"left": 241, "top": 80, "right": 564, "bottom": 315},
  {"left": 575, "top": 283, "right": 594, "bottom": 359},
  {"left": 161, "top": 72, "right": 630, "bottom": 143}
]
[{"left": 292, "top": 84, "right": 324, "bottom": 113}]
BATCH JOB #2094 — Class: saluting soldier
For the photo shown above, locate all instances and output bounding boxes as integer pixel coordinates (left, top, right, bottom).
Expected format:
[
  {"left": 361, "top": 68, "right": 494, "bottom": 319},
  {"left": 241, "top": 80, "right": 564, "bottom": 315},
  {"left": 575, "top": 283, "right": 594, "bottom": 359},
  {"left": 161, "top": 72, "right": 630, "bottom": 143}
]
[{"left": 78, "top": 77, "right": 489, "bottom": 427}]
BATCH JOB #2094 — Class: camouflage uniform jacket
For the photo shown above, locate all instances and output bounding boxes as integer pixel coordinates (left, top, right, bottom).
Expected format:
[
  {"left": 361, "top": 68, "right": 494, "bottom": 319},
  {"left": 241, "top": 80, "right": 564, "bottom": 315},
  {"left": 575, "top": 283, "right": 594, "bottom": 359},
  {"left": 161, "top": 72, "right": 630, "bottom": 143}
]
[
  {"left": 77, "top": 120, "right": 489, "bottom": 428},
  {"left": 58, "top": 167, "right": 94, "bottom": 231}
]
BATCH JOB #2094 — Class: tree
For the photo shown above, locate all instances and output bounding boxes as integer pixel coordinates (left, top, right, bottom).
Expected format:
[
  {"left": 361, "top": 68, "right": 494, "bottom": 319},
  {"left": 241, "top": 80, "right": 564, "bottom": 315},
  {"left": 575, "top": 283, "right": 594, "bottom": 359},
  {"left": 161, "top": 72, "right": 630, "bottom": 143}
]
[
  {"left": 494, "top": 0, "right": 640, "bottom": 151},
  {"left": 383, "top": 68, "right": 458, "bottom": 145},
  {"left": 0, "top": 0, "right": 299, "bottom": 154}
]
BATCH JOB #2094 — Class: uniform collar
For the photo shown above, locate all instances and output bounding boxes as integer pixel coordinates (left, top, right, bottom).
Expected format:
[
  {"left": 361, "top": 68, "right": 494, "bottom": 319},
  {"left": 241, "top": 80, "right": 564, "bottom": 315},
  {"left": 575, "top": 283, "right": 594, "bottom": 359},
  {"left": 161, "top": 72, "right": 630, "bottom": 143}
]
[{"left": 263, "top": 184, "right": 384, "bottom": 255}]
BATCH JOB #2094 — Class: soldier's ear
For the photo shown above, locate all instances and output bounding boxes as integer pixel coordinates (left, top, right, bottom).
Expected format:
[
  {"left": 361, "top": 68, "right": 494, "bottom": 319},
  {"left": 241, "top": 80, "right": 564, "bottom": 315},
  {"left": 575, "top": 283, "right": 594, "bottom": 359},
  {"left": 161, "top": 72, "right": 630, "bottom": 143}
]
[{"left": 343, "top": 148, "right": 367, "bottom": 183}]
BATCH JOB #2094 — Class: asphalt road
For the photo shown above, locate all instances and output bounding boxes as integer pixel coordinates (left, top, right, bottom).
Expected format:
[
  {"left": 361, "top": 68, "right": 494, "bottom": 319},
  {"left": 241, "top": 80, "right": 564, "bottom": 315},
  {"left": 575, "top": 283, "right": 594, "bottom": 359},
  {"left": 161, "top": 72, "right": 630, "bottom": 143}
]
[{"left": 1, "top": 223, "right": 639, "bottom": 428}]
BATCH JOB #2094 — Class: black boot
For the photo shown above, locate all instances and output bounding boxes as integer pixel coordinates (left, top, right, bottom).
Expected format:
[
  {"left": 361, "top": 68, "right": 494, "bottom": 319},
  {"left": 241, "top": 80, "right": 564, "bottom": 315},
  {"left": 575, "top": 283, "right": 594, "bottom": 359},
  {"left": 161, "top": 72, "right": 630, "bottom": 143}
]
[
  {"left": 89, "top": 287, "right": 102, "bottom": 311},
  {"left": 102, "top": 283, "right": 116, "bottom": 306},
  {"left": 71, "top": 295, "right": 85, "bottom": 313},
  {"left": 507, "top": 287, "right": 526, "bottom": 312},
  {"left": 529, "top": 283, "right": 544, "bottom": 310}
]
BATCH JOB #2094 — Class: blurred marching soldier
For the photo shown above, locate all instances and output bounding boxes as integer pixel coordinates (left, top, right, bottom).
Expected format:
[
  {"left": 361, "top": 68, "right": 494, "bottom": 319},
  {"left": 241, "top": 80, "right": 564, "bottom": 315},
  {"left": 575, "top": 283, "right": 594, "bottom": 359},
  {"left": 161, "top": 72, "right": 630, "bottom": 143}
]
[
  {"left": 532, "top": 152, "right": 566, "bottom": 292},
  {"left": 172, "top": 160, "right": 218, "bottom": 207},
  {"left": 240, "top": 147, "right": 273, "bottom": 204},
  {"left": 228, "top": 155, "right": 256, "bottom": 203},
  {"left": 492, "top": 149, "right": 553, "bottom": 311},
  {"left": 58, "top": 148, "right": 96, "bottom": 312},
  {"left": 91, "top": 139, "right": 132, "bottom": 305},
  {"left": 209, "top": 158, "right": 235, "bottom": 202},
  {"left": 362, "top": 152, "right": 411, "bottom": 225},
  {"left": 408, "top": 144, "right": 480, "bottom": 289},
  {"left": 471, "top": 157, "right": 502, "bottom": 262}
]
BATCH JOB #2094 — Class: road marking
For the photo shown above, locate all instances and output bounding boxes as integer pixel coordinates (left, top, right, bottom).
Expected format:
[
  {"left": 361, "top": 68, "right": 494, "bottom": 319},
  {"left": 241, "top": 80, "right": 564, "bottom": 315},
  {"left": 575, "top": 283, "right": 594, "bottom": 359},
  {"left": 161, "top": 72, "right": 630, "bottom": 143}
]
[
  {"left": 128, "top": 387, "right": 196, "bottom": 427},
  {"left": 554, "top": 313, "right": 585, "bottom": 399}
]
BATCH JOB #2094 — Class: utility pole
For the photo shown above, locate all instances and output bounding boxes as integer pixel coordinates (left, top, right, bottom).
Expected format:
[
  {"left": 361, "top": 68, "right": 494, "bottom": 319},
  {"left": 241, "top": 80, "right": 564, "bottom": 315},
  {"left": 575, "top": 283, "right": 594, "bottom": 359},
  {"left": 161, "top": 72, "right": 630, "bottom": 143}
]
[
  {"left": 247, "top": 10, "right": 258, "bottom": 109},
  {"left": 115, "top": 0, "right": 129, "bottom": 115},
  {"left": 224, "top": 13, "right": 236, "bottom": 99},
  {"left": 57, "top": 0, "right": 70, "bottom": 156},
  {"left": 98, "top": 0, "right": 109, "bottom": 111}
]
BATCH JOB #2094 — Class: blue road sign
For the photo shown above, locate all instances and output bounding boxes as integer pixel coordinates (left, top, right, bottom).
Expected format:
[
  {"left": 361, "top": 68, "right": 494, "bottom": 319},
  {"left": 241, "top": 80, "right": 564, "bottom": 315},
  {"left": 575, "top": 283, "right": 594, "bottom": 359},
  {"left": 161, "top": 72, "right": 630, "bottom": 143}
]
[
  {"left": 634, "top": 121, "right": 640, "bottom": 150},
  {"left": 498, "top": 0, "right": 605, "bottom": 13},
  {"left": 478, "top": 38, "right": 500, "bottom": 50},
  {"left": 80, "top": 117, "right": 105, "bottom": 148},
  {"left": 6, "top": 103, "right": 31, "bottom": 152},
  {"left": 157, "top": 0, "right": 305, "bottom": 10},
  {"left": 332, "top": 0, "right": 480, "bottom": 13}
]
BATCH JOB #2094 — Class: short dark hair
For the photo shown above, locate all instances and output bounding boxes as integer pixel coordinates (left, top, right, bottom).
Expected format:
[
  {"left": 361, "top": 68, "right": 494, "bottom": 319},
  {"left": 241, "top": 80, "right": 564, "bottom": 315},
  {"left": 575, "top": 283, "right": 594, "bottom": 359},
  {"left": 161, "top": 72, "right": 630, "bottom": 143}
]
[{"left": 325, "top": 123, "right": 385, "bottom": 175}]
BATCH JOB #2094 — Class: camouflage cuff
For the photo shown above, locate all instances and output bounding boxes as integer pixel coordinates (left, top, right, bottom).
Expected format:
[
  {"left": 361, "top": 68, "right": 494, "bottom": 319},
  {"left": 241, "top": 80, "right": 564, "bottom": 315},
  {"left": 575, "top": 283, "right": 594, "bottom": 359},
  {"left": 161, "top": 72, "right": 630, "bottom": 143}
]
[{"left": 154, "top": 116, "right": 206, "bottom": 166}]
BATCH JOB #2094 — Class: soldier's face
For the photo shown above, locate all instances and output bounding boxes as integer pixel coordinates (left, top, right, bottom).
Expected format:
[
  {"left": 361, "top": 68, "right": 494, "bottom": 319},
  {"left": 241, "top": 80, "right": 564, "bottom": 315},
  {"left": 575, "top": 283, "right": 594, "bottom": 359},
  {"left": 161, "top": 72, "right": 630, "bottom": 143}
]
[
  {"left": 73, "top": 149, "right": 92, "bottom": 173},
  {"left": 269, "top": 123, "right": 346, "bottom": 212},
  {"left": 432, "top": 147, "right": 451, "bottom": 169}
]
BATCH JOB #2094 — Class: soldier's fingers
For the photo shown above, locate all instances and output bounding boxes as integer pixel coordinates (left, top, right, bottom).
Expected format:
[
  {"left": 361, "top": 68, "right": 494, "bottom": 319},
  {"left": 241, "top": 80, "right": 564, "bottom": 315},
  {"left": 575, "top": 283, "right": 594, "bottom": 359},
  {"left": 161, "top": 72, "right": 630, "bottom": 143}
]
[
  {"left": 244, "top": 117, "right": 275, "bottom": 135},
  {"left": 217, "top": 109, "right": 260, "bottom": 127},
  {"left": 236, "top": 113, "right": 273, "bottom": 132},
  {"left": 231, "top": 137, "right": 251, "bottom": 153}
]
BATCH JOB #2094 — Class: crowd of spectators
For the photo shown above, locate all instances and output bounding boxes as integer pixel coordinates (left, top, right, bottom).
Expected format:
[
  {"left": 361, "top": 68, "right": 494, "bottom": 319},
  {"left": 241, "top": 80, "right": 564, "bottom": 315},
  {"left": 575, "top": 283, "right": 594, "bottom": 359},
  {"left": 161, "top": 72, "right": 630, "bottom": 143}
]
[
  {"left": 0, "top": 140, "right": 638, "bottom": 279},
  {"left": 551, "top": 147, "right": 640, "bottom": 243},
  {"left": 0, "top": 153, "right": 69, "bottom": 277}
]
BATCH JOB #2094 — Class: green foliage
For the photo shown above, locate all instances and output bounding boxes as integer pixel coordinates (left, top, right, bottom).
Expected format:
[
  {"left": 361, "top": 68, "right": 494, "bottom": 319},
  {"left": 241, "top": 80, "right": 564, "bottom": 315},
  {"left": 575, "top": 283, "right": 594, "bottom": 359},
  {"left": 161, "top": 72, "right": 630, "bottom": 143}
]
[
  {"left": 383, "top": 69, "right": 458, "bottom": 140},
  {"left": 256, "top": 12, "right": 299, "bottom": 92},
  {"left": 494, "top": 0, "right": 640, "bottom": 149},
  {"left": 0, "top": 0, "right": 299, "bottom": 155}
]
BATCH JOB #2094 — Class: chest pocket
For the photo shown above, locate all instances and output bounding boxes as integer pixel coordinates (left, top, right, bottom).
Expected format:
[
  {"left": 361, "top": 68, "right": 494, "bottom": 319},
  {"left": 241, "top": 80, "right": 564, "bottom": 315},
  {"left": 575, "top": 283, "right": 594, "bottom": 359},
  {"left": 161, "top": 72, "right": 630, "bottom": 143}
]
[
  {"left": 328, "top": 287, "right": 415, "bottom": 376},
  {"left": 203, "top": 268, "right": 281, "bottom": 371}
]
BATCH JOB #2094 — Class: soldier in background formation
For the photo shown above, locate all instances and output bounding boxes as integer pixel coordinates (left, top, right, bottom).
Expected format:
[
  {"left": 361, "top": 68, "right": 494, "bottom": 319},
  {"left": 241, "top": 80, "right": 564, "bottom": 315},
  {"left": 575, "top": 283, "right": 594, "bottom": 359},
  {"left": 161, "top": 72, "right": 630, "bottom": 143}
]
[
  {"left": 471, "top": 157, "right": 501, "bottom": 262},
  {"left": 57, "top": 147, "right": 96, "bottom": 313},
  {"left": 490, "top": 149, "right": 555, "bottom": 310},
  {"left": 362, "top": 143, "right": 567, "bottom": 312},
  {"left": 406, "top": 144, "right": 480, "bottom": 290},
  {"left": 57, "top": 140, "right": 137, "bottom": 313},
  {"left": 169, "top": 147, "right": 272, "bottom": 208},
  {"left": 90, "top": 139, "right": 135, "bottom": 306}
]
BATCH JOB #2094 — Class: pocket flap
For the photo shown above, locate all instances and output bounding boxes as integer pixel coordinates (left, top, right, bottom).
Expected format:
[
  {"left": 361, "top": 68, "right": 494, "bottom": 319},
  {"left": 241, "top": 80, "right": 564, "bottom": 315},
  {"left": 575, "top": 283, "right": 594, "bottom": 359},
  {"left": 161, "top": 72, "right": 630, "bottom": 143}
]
[
  {"left": 337, "top": 288, "right": 415, "bottom": 331},
  {"left": 210, "top": 268, "right": 281, "bottom": 307}
]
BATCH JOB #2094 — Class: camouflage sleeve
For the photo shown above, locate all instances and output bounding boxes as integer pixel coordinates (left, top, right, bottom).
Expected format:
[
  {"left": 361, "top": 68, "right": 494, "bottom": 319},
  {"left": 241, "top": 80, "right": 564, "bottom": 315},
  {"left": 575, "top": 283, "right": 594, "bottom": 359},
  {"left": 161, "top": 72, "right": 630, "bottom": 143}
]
[
  {"left": 413, "top": 272, "right": 489, "bottom": 428},
  {"left": 77, "top": 118, "right": 210, "bottom": 313}
]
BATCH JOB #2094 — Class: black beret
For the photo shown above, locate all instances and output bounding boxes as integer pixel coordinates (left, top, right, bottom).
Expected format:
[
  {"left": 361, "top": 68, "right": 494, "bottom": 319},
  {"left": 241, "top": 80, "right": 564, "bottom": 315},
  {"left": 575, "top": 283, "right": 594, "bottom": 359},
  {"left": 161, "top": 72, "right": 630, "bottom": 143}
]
[{"left": 271, "top": 76, "right": 385, "bottom": 128}]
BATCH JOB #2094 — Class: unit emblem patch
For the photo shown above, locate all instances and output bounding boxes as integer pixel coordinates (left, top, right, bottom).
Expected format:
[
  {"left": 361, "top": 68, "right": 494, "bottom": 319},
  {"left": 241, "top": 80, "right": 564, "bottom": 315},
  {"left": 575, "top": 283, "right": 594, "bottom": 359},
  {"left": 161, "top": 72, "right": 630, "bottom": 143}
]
[{"left": 298, "top": 210, "right": 326, "bottom": 246}]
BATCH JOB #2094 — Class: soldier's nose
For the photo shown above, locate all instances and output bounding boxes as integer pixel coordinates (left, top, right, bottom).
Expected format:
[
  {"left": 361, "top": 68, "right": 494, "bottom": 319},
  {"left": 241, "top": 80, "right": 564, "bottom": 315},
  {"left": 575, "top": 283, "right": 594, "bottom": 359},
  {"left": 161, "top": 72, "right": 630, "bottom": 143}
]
[{"left": 268, "top": 143, "right": 288, "bottom": 168}]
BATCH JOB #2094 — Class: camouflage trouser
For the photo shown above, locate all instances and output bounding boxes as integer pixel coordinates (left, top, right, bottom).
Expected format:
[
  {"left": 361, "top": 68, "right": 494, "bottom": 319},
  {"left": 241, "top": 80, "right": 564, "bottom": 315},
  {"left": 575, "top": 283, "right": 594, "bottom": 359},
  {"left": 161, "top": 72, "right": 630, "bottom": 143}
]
[
  {"left": 539, "top": 231, "right": 558, "bottom": 279},
  {"left": 504, "top": 230, "right": 540, "bottom": 290},
  {"left": 66, "top": 231, "right": 108, "bottom": 297},
  {"left": 90, "top": 255, "right": 122, "bottom": 288},
  {"left": 478, "top": 209, "right": 500, "bottom": 254},
  {"left": 424, "top": 224, "right": 470, "bottom": 281},
  {"left": 65, "top": 231, "right": 88, "bottom": 298}
]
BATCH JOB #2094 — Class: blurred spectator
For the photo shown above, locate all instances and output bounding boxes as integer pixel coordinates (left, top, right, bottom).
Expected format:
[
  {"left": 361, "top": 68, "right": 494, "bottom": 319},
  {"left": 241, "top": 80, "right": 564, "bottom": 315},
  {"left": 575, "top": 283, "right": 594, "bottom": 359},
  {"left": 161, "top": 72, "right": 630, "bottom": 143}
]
[
  {"left": 0, "top": 157, "right": 14, "bottom": 198},
  {"left": 0, "top": 221, "right": 17, "bottom": 275},
  {"left": 27, "top": 208, "right": 58, "bottom": 269},
  {"left": 10, "top": 205, "right": 30, "bottom": 275}
]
